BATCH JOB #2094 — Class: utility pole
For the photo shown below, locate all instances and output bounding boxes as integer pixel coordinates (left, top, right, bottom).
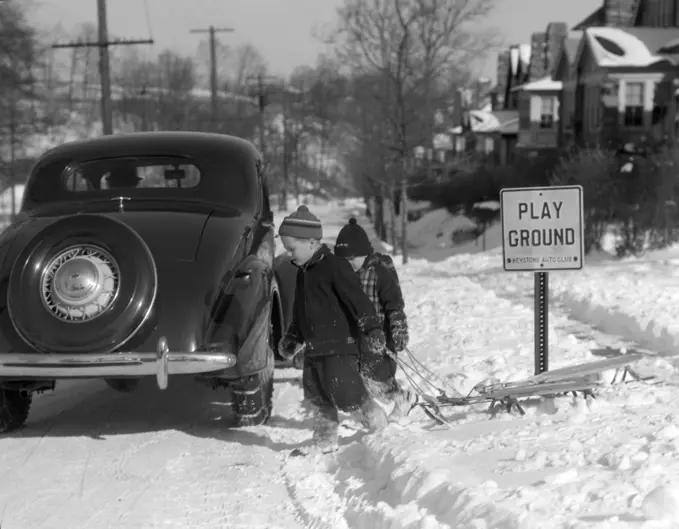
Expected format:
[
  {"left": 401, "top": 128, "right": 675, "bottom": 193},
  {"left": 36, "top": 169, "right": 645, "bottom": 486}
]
[
  {"left": 245, "top": 73, "right": 279, "bottom": 161},
  {"left": 52, "top": 0, "right": 153, "bottom": 135},
  {"left": 189, "top": 26, "right": 235, "bottom": 126}
]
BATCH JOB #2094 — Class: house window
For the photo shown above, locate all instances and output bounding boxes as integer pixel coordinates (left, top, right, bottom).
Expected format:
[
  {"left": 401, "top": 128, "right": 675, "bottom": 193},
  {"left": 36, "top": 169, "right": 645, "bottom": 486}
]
[
  {"left": 455, "top": 136, "right": 466, "bottom": 153},
  {"left": 624, "top": 82, "right": 644, "bottom": 127},
  {"left": 539, "top": 97, "right": 554, "bottom": 129}
]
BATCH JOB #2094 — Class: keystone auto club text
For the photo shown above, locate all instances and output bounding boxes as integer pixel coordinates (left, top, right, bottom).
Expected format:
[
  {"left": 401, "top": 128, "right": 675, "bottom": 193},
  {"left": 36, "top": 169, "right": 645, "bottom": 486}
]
[
  {"left": 511, "top": 256, "right": 576, "bottom": 264},
  {"left": 507, "top": 200, "right": 576, "bottom": 248}
]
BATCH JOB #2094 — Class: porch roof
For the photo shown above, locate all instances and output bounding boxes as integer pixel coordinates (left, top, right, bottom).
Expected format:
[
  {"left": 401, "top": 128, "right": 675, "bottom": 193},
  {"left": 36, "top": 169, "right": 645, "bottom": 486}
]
[{"left": 511, "top": 76, "right": 563, "bottom": 92}]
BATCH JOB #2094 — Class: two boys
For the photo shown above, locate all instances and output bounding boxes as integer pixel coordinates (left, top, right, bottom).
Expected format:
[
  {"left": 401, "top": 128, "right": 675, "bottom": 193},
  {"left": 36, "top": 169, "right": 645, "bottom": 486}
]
[{"left": 277, "top": 205, "right": 416, "bottom": 455}]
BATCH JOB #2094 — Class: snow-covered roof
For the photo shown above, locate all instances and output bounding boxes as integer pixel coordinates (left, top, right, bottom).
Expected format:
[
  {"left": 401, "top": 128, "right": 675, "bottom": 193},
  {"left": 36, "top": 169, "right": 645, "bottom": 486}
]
[
  {"left": 512, "top": 76, "right": 563, "bottom": 92},
  {"left": 583, "top": 27, "right": 674, "bottom": 67},
  {"left": 448, "top": 110, "right": 501, "bottom": 135}
]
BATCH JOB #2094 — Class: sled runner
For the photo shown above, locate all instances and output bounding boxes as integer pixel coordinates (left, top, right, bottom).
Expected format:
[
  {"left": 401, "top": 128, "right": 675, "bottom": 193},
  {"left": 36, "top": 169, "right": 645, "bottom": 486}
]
[{"left": 395, "top": 348, "right": 649, "bottom": 426}]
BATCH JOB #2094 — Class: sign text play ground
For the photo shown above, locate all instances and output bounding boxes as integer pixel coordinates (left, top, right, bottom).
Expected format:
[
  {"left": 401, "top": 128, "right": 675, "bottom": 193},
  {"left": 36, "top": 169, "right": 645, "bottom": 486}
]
[{"left": 500, "top": 185, "right": 584, "bottom": 271}]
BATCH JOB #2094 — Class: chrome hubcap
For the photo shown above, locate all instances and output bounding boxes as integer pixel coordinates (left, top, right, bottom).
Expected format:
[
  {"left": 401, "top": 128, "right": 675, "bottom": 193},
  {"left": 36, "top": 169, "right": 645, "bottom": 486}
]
[{"left": 41, "top": 246, "right": 120, "bottom": 322}]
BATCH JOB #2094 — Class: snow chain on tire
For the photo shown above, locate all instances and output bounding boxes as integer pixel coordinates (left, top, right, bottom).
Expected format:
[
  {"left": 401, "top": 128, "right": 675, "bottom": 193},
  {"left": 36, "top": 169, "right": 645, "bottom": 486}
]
[{"left": 232, "top": 356, "right": 274, "bottom": 427}]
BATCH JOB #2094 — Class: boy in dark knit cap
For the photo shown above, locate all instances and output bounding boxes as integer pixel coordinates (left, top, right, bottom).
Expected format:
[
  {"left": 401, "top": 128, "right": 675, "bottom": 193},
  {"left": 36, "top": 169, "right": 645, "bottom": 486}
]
[
  {"left": 277, "top": 205, "right": 389, "bottom": 455},
  {"left": 335, "top": 217, "right": 419, "bottom": 421}
]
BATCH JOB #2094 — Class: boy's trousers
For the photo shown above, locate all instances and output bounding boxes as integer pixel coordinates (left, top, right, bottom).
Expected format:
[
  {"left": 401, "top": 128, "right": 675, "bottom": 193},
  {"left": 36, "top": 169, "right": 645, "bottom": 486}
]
[{"left": 302, "top": 353, "right": 370, "bottom": 412}]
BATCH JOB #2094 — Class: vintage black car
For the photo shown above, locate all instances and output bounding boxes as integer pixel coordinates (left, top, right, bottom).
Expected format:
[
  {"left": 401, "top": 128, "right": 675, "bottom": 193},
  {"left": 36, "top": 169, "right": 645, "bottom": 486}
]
[{"left": 0, "top": 131, "right": 295, "bottom": 433}]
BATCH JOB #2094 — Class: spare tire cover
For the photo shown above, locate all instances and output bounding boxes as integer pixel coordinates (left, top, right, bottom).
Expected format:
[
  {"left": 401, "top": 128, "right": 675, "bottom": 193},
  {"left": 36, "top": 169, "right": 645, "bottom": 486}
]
[{"left": 8, "top": 214, "right": 158, "bottom": 355}]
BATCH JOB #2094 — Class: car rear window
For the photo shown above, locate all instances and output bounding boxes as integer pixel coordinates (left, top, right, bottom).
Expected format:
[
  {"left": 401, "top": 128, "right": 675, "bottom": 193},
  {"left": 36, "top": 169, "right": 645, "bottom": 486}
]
[
  {"left": 24, "top": 150, "right": 259, "bottom": 215},
  {"left": 61, "top": 157, "right": 201, "bottom": 192}
]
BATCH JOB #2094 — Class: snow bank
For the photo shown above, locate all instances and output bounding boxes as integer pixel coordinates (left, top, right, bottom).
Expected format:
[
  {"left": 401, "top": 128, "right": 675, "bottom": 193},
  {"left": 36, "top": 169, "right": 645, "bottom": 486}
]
[
  {"left": 403, "top": 207, "right": 503, "bottom": 262},
  {"left": 548, "top": 250, "right": 679, "bottom": 356},
  {"left": 303, "top": 209, "right": 679, "bottom": 527},
  {"left": 337, "top": 437, "right": 523, "bottom": 528},
  {"left": 336, "top": 264, "right": 679, "bottom": 527},
  {"left": 276, "top": 200, "right": 679, "bottom": 527}
]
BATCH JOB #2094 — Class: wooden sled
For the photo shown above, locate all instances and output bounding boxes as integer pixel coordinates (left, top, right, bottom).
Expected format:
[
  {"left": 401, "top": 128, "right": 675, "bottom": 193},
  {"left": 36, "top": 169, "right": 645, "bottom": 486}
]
[{"left": 420, "top": 353, "right": 647, "bottom": 424}]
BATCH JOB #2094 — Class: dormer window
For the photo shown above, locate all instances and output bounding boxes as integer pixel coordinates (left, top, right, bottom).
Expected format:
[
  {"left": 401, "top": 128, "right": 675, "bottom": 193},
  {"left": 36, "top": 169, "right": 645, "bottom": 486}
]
[
  {"left": 539, "top": 97, "right": 554, "bottom": 128},
  {"left": 593, "top": 36, "right": 625, "bottom": 56}
]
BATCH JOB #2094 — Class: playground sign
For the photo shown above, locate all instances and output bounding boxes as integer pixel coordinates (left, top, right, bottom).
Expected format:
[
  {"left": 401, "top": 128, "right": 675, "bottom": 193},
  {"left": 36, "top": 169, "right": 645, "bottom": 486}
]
[
  {"left": 500, "top": 185, "right": 585, "bottom": 376},
  {"left": 500, "top": 185, "right": 584, "bottom": 272}
]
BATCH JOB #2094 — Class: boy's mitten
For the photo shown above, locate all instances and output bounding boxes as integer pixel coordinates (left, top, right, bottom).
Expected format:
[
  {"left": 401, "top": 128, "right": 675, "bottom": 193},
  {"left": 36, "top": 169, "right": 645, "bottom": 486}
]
[
  {"left": 364, "top": 328, "right": 388, "bottom": 357},
  {"left": 387, "top": 311, "right": 409, "bottom": 353},
  {"left": 278, "top": 334, "right": 306, "bottom": 360}
]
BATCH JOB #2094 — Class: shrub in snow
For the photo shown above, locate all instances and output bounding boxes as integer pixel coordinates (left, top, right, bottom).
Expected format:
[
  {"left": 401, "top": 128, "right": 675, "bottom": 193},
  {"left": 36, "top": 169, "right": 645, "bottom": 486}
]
[{"left": 551, "top": 145, "right": 679, "bottom": 257}]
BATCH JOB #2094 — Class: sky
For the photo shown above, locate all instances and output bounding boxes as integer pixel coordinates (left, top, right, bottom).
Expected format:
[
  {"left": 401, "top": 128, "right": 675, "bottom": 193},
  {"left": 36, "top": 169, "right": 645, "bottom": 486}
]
[{"left": 27, "top": 0, "right": 596, "bottom": 83}]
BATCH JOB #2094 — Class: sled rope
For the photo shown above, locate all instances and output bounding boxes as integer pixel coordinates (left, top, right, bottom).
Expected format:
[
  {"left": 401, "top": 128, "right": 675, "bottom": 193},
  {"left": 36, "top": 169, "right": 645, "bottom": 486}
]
[
  {"left": 391, "top": 347, "right": 462, "bottom": 399},
  {"left": 403, "top": 346, "right": 466, "bottom": 397},
  {"left": 391, "top": 353, "right": 443, "bottom": 397}
]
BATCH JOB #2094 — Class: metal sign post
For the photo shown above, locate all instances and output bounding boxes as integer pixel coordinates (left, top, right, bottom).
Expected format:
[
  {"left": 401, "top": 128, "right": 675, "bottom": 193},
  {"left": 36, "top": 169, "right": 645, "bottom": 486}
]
[{"left": 500, "top": 185, "right": 584, "bottom": 375}]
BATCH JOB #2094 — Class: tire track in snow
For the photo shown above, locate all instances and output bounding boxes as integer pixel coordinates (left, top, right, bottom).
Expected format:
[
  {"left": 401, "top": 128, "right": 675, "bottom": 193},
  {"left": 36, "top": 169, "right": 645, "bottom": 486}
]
[
  {"left": 0, "top": 375, "right": 316, "bottom": 529},
  {"left": 471, "top": 269, "right": 663, "bottom": 359}
]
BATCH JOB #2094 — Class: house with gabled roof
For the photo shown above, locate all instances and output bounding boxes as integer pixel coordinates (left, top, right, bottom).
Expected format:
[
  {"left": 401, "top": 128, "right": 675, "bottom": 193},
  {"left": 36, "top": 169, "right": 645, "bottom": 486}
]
[
  {"left": 567, "top": 25, "right": 679, "bottom": 148},
  {"left": 574, "top": 0, "right": 679, "bottom": 30},
  {"left": 508, "top": 22, "right": 572, "bottom": 153}
]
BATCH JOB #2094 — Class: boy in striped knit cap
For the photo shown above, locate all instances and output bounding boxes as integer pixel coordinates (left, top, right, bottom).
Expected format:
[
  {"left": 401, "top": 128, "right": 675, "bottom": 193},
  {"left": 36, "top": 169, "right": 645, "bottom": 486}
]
[
  {"left": 276, "top": 205, "right": 389, "bottom": 455},
  {"left": 334, "top": 218, "right": 419, "bottom": 421}
]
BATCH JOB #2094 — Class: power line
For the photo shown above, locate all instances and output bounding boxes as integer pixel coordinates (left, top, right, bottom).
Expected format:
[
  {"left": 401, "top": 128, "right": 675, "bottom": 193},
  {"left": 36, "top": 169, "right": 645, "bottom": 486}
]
[
  {"left": 51, "top": 0, "right": 154, "bottom": 135},
  {"left": 52, "top": 37, "right": 154, "bottom": 49}
]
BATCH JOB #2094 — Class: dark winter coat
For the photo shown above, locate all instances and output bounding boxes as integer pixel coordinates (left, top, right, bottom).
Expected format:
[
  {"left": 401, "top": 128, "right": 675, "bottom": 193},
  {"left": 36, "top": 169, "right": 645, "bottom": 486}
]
[
  {"left": 357, "top": 252, "right": 409, "bottom": 353},
  {"left": 286, "top": 244, "right": 382, "bottom": 357}
]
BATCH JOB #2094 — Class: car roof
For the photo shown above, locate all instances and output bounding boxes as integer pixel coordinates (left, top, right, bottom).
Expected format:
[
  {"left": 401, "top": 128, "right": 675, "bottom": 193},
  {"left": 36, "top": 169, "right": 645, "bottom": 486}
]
[
  {"left": 23, "top": 132, "right": 262, "bottom": 212},
  {"left": 37, "top": 131, "right": 260, "bottom": 163}
]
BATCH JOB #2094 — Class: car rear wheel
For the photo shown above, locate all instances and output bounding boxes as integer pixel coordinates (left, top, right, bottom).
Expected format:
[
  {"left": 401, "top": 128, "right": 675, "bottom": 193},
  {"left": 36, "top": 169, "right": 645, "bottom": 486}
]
[
  {"left": 8, "top": 214, "right": 158, "bottom": 354},
  {"left": 232, "top": 349, "right": 274, "bottom": 427},
  {"left": 0, "top": 389, "right": 32, "bottom": 434}
]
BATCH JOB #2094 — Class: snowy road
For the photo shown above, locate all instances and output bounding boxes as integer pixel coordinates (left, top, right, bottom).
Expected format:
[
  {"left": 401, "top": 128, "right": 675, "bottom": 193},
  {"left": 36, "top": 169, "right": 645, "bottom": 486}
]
[{"left": 0, "top": 373, "right": 322, "bottom": 529}]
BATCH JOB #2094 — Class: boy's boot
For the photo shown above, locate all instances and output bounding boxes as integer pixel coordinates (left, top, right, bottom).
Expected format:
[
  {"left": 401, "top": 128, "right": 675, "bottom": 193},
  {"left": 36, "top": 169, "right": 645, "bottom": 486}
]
[
  {"left": 361, "top": 375, "right": 396, "bottom": 403},
  {"left": 310, "top": 405, "right": 339, "bottom": 454},
  {"left": 355, "top": 398, "right": 388, "bottom": 432},
  {"left": 389, "top": 387, "right": 419, "bottom": 420}
]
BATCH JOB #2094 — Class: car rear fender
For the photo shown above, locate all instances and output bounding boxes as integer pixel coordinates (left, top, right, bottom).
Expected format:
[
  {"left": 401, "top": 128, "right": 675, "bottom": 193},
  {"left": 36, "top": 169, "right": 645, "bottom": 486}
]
[{"left": 204, "top": 254, "right": 273, "bottom": 378}]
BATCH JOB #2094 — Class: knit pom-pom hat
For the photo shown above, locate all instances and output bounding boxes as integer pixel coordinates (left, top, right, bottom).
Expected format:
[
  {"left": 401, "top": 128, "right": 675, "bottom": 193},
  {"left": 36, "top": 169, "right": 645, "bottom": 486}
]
[
  {"left": 278, "top": 205, "right": 323, "bottom": 240},
  {"left": 334, "top": 217, "right": 372, "bottom": 258}
]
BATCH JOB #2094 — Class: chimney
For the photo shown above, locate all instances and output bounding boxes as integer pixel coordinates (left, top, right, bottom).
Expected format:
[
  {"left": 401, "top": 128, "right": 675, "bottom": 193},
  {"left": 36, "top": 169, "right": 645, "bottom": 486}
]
[
  {"left": 529, "top": 32, "right": 547, "bottom": 80},
  {"left": 545, "top": 22, "right": 569, "bottom": 76},
  {"left": 496, "top": 49, "right": 510, "bottom": 109},
  {"left": 604, "top": 0, "right": 637, "bottom": 26},
  {"left": 452, "top": 88, "right": 463, "bottom": 127}
]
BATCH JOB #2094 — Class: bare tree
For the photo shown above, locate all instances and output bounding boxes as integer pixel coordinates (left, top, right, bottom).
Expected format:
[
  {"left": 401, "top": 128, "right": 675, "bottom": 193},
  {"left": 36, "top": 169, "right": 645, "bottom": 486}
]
[
  {"left": 230, "top": 43, "right": 268, "bottom": 91},
  {"left": 331, "top": 0, "right": 498, "bottom": 262},
  {"left": 0, "top": 0, "right": 44, "bottom": 217}
]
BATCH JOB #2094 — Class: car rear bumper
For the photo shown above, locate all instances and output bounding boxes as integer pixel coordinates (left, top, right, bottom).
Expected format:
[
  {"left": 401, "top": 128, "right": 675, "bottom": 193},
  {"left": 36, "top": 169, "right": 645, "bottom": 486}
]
[{"left": 0, "top": 337, "right": 236, "bottom": 390}]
